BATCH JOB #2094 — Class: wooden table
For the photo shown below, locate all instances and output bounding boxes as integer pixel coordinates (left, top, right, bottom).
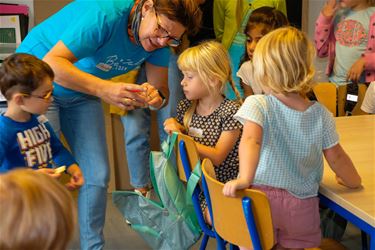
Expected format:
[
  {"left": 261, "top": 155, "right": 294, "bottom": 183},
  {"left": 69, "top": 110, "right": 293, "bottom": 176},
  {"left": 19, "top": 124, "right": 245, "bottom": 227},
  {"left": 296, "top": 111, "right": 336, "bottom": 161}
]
[{"left": 319, "top": 115, "right": 375, "bottom": 250}]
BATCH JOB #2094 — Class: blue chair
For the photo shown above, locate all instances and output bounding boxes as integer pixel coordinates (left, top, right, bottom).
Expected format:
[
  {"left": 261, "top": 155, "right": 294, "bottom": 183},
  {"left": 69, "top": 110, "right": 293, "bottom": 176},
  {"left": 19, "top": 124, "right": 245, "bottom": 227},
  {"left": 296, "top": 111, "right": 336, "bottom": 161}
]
[{"left": 177, "top": 133, "right": 216, "bottom": 250}]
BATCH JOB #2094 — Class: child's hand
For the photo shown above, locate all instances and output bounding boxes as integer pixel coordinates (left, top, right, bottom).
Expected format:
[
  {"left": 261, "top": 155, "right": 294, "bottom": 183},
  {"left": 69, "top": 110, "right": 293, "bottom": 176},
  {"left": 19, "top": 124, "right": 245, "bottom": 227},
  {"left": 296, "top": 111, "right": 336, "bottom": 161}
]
[
  {"left": 65, "top": 164, "right": 84, "bottom": 191},
  {"left": 347, "top": 58, "right": 365, "bottom": 83},
  {"left": 223, "top": 179, "right": 250, "bottom": 197},
  {"left": 335, "top": 175, "right": 362, "bottom": 189},
  {"left": 322, "top": 0, "right": 339, "bottom": 17},
  {"left": 36, "top": 168, "right": 62, "bottom": 179},
  {"left": 163, "top": 118, "right": 185, "bottom": 135}
]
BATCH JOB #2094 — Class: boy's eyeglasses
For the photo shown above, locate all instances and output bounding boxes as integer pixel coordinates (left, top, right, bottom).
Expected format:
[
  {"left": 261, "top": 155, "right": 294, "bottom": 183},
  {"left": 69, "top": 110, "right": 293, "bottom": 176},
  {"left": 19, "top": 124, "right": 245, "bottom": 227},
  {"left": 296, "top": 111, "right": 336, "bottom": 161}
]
[
  {"left": 154, "top": 11, "right": 181, "bottom": 47},
  {"left": 21, "top": 89, "right": 53, "bottom": 101}
]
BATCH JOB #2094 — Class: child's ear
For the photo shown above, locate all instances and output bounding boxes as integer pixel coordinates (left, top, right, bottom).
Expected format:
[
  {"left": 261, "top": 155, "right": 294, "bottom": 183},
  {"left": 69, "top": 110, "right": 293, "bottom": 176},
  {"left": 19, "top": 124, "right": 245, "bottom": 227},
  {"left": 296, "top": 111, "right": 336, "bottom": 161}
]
[
  {"left": 12, "top": 93, "right": 26, "bottom": 105},
  {"left": 208, "top": 77, "right": 221, "bottom": 88}
]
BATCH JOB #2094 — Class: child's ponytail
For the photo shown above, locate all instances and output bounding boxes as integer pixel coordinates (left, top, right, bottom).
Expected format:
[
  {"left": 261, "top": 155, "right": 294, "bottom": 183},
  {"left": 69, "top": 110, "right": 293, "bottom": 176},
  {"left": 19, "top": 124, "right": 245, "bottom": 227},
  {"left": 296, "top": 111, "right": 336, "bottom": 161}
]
[
  {"left": 183, "top": 100, "right": 197, "bottom": 133},
  {"left": 228, "top": 70, "right": 243, "bottom": 104}
]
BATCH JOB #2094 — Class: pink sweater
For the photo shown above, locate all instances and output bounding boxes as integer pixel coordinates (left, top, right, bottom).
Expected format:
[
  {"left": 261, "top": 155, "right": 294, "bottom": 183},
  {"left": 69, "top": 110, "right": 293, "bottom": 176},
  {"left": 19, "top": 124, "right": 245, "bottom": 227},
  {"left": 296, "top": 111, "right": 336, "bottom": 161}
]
[{"left": 315, "top": 11, "right": 375, "bottom": 83}]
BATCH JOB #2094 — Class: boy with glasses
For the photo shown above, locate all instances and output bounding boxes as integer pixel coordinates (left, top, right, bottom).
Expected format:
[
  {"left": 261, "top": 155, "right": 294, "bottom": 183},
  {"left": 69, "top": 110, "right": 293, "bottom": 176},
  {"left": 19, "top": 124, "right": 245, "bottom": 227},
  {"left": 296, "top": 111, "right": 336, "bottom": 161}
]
[{"left": 0, "top": 53, "right": 84, "bottom": 191}]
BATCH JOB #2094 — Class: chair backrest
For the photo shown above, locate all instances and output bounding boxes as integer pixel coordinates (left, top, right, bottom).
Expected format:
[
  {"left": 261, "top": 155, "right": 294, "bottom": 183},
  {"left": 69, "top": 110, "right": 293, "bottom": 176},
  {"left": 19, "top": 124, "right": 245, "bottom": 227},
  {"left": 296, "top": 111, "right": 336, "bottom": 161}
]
[
  {"left": 313, "top": 82, "right": 337, "bottom": 116},
  {"left": 176, "top": 133, "right": 200, "bottom": 182},
  {"left": 202, "top": 158, "right": 275, "bottom": 250},
  {"left": 176, "top": 134, "right": 217, "bottom": 246}
]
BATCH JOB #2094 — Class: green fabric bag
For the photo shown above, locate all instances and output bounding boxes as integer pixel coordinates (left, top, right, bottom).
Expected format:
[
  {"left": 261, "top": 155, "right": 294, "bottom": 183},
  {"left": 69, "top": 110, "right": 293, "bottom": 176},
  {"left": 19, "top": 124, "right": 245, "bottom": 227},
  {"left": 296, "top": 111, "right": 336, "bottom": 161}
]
[{"left": 112, "top": 133, "right": 202, "bottom": 250}]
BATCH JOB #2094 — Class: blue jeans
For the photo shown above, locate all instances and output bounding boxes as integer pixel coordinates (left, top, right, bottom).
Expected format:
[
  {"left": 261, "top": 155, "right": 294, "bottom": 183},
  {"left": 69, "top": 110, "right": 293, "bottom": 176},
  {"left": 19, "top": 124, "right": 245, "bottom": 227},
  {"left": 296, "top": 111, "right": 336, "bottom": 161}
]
[
  {"left": 121, "top": 55, "right": 183, "bottom": 188},
  {"left": 46, "top": 94, "right": 110, "bottom": 250}
]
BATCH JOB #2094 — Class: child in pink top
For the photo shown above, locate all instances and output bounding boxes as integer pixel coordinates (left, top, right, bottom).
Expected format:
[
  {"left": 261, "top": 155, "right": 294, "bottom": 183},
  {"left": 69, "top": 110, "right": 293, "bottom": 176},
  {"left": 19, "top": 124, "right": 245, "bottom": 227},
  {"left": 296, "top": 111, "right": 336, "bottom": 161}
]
[{"left": 315, "top": 0, "right": 375, "bottom": 85}]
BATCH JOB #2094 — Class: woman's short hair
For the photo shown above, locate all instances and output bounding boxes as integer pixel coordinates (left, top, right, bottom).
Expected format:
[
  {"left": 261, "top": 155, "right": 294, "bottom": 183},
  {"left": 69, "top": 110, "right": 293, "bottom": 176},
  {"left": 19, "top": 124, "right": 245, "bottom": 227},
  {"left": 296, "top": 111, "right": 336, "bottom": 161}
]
[
  {"left": 252, "top": 27, "right": 316, "bottom": 95},
  {"left": 0, "top": 169, "right": 76, "bottom": 250},
  {"left": 154, "top": 0, "right": 202, "bottom": 35}
]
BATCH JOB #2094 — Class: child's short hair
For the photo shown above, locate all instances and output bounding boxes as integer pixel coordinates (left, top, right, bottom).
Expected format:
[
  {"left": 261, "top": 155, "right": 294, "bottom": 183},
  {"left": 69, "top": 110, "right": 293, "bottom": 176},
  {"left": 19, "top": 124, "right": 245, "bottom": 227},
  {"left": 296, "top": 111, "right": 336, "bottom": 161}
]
[
  {"left": 252, "top": 27, "right": 315, "bottom": 94},
  {"left": 0, "top": 169, "right": 76, "bottom": 250},
  {"left": 177, "top": 40, "right": 234, "bottom": 96},
  {"left": 0, "top": 53, "right": 54, "bottom": 100}
]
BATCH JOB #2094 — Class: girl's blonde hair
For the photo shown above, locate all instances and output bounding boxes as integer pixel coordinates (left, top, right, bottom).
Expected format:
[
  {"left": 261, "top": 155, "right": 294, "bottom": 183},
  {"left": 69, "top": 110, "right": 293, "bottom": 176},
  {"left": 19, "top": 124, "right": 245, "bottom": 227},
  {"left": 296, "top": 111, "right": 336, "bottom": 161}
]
[
  {"left": 252, "top": 27, "right": 316, "bottom": 95},
  {"left": 177, "top": 40, "right": 241, "bottom": 130},
  {"left": 0, "top": 169, "right": 76, "bottom": 250}
]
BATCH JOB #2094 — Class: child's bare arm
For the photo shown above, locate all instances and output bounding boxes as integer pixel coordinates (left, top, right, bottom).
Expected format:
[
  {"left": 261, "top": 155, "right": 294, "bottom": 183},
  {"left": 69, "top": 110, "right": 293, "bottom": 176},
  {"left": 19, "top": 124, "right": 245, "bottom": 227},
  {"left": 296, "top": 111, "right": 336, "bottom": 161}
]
[
  {"left": 323, "top": 143, "right": 361, "bottom": 188},
  {"left": 223, "top": 121, "right": 262, "bottom": 197},
  {"left": 196, "top": 128, "right": 241, "bottom": 166}
]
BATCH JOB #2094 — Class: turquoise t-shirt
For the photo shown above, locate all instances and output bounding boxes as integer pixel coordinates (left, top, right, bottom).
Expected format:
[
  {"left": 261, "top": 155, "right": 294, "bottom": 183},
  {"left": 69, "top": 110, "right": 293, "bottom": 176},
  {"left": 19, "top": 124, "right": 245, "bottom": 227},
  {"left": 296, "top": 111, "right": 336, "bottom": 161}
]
[
  {"left": 17, "top": 0, "right": 170, "bottom": 97},
  {"left": 234, "top": 95, "right": 339, "bottom": 198}
]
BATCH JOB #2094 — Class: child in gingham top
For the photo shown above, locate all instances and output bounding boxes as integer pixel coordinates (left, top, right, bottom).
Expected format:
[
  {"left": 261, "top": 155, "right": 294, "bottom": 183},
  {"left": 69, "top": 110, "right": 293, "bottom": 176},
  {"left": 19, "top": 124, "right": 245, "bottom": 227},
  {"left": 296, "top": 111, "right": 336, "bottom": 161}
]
[
  {"left": 223, "top": 27, "right": 361, "bottom": 249},
  {"left": 234, "top": 94, "right": 339, "bottom": 198}
]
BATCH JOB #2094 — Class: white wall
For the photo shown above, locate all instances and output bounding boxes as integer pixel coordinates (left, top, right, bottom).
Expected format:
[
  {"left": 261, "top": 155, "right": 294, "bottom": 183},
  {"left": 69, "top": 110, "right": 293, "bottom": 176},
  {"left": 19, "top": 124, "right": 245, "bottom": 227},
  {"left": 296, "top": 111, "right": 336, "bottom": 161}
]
[
  {"left": 1, "top": 0, "right": 34, "bottom": 30},
  {"left": 306, "top": 0, "right": 329, "bottom": 82}
]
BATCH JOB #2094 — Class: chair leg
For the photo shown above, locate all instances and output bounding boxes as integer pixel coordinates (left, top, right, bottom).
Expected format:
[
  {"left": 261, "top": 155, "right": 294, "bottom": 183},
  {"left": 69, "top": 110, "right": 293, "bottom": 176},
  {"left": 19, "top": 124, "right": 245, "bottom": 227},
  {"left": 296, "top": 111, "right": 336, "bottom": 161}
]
[
  {"left": 199, "top": 234, "right": 209, "bottom": 250},
  {"left": 215, "top": 233, "right": 226, "bottom": 250},
  {"left": 361, "top": 230, "right": 368, "bottom": 250},
  {"left": 230, "top": 244, "right": 240, "bottom": 250}
]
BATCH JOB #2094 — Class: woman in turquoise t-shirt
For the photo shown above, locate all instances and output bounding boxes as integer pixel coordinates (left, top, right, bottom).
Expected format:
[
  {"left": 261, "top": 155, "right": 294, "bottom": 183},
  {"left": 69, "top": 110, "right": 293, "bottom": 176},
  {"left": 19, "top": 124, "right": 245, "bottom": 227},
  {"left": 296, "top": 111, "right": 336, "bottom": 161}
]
[{"left": 16, "top": 0, "right": 201, "bottom": 249}]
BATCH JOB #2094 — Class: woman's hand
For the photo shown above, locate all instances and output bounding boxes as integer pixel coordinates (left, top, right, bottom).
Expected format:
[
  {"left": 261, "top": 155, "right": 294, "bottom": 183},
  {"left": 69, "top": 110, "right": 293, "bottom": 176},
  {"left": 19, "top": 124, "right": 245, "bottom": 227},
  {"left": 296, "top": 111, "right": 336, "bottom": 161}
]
[
  {"left": 98, "top": 81, "right": 149, "bottom": 110},
  {"left": 65, "top": 164, "right": 85, "bottom": 191},
  {"left": 163, "top": 118, "right": 185, "bottom": 135},
  {"left": 347, "top": 57, "right": 365, "bottom": 83},
  {"left": 322, "top": 0, "right": 339, "bottom": 17},
  {"left": 142, "top": 82, "right": 164, "bottom": 109}
]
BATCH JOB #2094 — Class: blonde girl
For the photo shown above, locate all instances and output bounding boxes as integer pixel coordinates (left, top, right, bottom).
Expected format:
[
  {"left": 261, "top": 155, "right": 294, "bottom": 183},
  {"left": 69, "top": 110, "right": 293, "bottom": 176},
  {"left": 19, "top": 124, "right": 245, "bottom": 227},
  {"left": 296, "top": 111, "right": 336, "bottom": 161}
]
[
  {"left": 223, "top": 27, "right": 361, "bottom": 249},
  {"left": 0, "top": 169, "right": 76, "bottom": 250},
  {"left": 164, "top": 40, "right": 242, "bottom": 221},
  {"left": 315, "top": 0, "right": 375, "bottom": 85},
  {"left": 237, "top": 6, "right": 289, "bottom": 97}
]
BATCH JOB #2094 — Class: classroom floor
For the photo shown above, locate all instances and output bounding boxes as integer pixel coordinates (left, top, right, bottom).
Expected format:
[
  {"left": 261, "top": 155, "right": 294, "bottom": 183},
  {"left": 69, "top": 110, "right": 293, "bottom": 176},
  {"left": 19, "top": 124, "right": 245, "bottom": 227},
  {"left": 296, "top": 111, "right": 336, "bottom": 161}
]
[{"left": 68, "top": 195, "right": 364, "bottom": 250}]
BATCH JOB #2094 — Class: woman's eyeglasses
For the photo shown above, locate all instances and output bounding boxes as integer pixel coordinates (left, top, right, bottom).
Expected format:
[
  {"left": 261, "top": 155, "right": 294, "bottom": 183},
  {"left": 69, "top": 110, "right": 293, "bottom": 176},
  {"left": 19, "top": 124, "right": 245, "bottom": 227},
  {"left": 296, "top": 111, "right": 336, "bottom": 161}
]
[
  {"left": 21, "top": 89, "right": 53, "bottom": 101},
  {"left": 154, "top": 11, "right": 181, "bottom": 47}
]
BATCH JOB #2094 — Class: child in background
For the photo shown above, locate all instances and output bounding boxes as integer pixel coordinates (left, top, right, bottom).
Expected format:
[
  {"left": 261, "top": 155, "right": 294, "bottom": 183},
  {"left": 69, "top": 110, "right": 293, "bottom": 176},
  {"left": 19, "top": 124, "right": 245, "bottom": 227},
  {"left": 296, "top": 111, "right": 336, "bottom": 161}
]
[
  {"left": 164, "top": 40, "right": 242, "bottom": 222},
  {"left": 223, "top": 27, "right": 361, "bottom": 249},
  {"left": 315, "top": 0, "right": 375, "bottom": 85},
  {"left": 214, "top": 0, "right": 287, "bottom": 99},
  {"left": 361, "top": 81, "right": 375, "bottom": 113},
  {"left": 237, "top": 6, "right": 289, "bottom": 97},
  {"left": 0, "top": 169, "right": 76, "bottom": 250},
  {"left": 0, "top": 53, "right": 84, "bottom": 190}
]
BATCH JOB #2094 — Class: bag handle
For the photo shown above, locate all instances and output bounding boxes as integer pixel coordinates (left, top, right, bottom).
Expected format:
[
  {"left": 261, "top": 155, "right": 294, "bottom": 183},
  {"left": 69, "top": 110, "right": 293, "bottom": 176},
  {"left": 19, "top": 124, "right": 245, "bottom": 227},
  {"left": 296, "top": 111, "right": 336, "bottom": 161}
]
[
  {"left": 161, "top": 132, "right": 178, "bottom": 158},
  {"left": 186, "top": 161, "right": 202, "bottom": 200},
  {"left": 150, "top": 132, "right": 178, "bottom": 202}
]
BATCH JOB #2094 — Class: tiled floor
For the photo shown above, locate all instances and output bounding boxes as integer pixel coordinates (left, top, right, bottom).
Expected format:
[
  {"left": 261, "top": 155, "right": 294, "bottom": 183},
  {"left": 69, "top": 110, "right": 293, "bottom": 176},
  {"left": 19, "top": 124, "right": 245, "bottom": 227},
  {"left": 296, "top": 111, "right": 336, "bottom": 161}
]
[{"left": 68, "top": 196, "right": 364, "bottom": 250}]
